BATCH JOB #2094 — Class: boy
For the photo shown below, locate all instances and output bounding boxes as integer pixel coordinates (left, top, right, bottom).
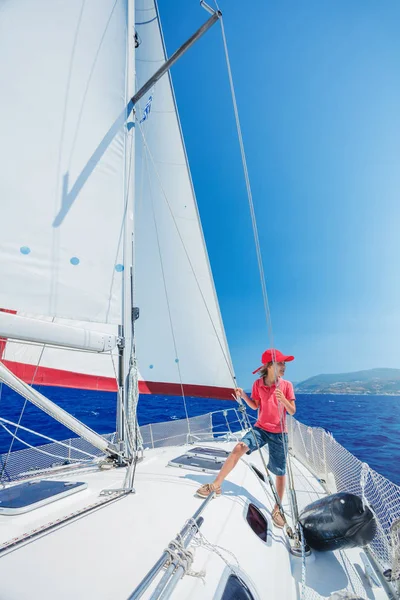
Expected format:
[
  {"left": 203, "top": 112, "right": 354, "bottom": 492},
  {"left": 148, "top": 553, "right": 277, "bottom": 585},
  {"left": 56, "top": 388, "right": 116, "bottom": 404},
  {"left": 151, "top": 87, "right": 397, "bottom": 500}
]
[{"left": 196, "top": 349, "right": 296, "bottom": 528}]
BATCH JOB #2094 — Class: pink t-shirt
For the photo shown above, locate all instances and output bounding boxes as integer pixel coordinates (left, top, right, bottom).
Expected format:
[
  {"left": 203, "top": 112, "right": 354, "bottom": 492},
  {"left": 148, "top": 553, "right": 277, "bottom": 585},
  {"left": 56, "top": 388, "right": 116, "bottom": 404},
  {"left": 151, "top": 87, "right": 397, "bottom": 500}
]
[{"left": 251, "top": 377, "right": 295, "bottom": 433}]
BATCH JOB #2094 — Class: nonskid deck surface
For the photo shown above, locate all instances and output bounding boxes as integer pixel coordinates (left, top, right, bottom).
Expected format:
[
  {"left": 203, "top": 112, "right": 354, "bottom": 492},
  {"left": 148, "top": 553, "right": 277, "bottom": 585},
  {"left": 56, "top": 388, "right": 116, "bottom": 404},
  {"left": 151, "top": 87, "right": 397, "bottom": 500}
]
[{"left": 0, "top": 440, "right": 389, "bottom": 599}]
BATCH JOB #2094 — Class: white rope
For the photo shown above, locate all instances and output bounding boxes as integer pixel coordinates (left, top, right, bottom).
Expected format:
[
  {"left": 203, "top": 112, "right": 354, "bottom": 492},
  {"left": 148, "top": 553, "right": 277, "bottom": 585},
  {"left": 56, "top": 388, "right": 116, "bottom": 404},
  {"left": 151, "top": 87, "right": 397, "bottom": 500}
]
[
  {"left": 163, "top": 524, "right": 206, "bottom": 582},
  {"left": 186, "top": 517, "right": 240, "bottom": 572},
  {"left": 128, "top": 356, "right": 143, "bottom": 450},
  {"left": 165, "top": 539, "right": 203, "bottom": 580},
  {"left": 162, "top": 516, "right": 248, "bottom": 587},
  {"left": 109, "top": 352, "right": 137, "bottom": 457}
]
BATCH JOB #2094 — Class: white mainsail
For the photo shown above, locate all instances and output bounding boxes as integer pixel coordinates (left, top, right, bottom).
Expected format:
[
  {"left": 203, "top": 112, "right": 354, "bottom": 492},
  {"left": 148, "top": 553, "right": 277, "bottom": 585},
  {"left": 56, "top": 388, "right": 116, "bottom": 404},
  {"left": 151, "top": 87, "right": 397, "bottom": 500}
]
[
  {"left": 0, "top": 0, "right": 129, "bottom": 324},
  {"left": 0, "top": 0, "right": 234, "bottom": 399},
  {"left": 0, "top": 0, "right": 129, "bottom": 393}
]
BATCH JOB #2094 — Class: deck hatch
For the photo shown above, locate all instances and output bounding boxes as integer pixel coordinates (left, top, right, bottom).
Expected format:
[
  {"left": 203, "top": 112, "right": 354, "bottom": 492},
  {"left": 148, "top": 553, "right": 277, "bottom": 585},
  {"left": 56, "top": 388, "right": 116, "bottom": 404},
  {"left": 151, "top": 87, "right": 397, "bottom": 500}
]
[
  {"left": 186, "top": 446, "right": 230, "bottom": 462},
  {"left": 168, "top": 450, "right": 227, "bottom": 473},
  {"left": 0, "top": 480, "right": 87, "bottom": 515},
  {"left": 221, "top": 574, "right": 255, "bottom": 600},
  {"left": 246, "top": 503, "right": 268, "bottom": 542}
]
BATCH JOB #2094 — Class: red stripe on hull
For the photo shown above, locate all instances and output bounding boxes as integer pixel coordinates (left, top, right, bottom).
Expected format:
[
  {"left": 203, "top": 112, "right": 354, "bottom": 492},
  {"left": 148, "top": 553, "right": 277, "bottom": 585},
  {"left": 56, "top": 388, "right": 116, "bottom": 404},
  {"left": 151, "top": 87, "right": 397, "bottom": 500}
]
[
  {"left": 1, "top": 360, "right": 234, "bottom": 399},
  {"left": 138, "top": 380, "right": 234, "bottom": 400}
]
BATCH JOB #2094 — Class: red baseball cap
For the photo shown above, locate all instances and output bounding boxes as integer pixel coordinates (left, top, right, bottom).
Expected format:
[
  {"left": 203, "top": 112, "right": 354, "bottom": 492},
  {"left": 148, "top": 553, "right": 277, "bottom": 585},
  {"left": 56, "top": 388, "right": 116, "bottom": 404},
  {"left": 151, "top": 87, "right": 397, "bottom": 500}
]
[{"left": 252, "top": 348, "right": 295, "bottom": 374}]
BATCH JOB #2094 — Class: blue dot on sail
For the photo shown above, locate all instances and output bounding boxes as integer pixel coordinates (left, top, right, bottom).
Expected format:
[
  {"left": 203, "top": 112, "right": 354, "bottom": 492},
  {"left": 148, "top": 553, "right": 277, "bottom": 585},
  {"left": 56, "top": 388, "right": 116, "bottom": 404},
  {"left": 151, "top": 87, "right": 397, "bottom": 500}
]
[
  {"left": 175, "top": 359, "right": 179, "bottom": 363},
  {"left": 115, "top": 264, "right": 124, "bottom": 272},
  {"left": 20, "top": 246, "right": 31, "bottom": 255},
  {"left": 70, "top": 257, "right": 80, "bottom": 266},
  {"left": 149, "top": 364, "right": 154, "bottom": 369}
]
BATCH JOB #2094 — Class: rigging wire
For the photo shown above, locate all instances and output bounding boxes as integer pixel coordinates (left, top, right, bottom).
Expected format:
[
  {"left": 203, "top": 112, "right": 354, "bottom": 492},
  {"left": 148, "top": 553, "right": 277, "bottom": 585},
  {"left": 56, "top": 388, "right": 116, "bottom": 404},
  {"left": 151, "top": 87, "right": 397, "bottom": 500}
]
[
  {"left": 217, "top": 12, "right": 276, "bottom": 350},
  {"left": 0, "top": 417, "right": 97, "bottom": 461},
  {"left": 0, "top": 335, "right": 50, "bottom": 483},
  {"left": 106, "top": 67, "right": 138, "bottom": 461},
  {"left": 215, "top": 9, "right": 301, "bottom": 536},
  {"left": 0, "top": 332, "right": 120, "bottom": 483},
  {"left": 134, "top": 7, "right": 298, "bottom": 532}
]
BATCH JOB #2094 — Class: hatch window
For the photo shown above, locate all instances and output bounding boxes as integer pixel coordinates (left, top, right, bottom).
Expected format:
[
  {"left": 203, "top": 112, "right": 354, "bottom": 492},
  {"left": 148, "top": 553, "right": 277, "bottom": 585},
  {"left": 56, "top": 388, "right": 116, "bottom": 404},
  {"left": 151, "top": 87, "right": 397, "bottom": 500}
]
[
  {"left": 250, "top": 464, "right": 265, "bottom": 482},
  {"left": 221, "top": 574, "right": 255, "bottom": 600},
  {"left": 186, "top": 446, "right": 230, "bottom": 461},
  {"left": 0, "top": 480, "right": 87, "bottom": 515},
  {"left": 246, "top": 503, "right": 268, "bottom": 542},
  {"left": 168, "top": 446, "right": 229, "bottom": 473},
  {"left": 168, "top": 453, "right": 225, "bottom": 473}
]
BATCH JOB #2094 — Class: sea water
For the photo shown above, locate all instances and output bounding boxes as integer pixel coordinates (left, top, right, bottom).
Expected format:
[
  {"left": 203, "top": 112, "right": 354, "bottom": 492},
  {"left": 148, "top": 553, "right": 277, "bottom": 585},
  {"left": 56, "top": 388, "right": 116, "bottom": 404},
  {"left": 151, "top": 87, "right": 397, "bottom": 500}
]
[{"left": 0, "top": 386, "right": 398, "bottom": 486}]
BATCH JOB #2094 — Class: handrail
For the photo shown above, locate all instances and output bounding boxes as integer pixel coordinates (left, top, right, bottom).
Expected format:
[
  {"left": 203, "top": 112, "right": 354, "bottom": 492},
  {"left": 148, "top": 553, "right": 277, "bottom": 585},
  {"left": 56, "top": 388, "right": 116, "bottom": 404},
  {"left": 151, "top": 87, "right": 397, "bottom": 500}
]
[
  {"left": 149, "top": 516, "right": 204, "bottom": 600},
  {"left": 128, "top": 492, "right": 215, "bottom": 599}
]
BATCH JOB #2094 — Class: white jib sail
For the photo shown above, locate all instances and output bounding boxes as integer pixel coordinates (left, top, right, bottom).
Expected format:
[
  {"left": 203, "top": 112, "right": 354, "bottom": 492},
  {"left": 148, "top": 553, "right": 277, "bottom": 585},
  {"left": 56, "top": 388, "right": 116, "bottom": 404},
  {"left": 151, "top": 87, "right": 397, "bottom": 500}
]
[{"left": 134, "top": 0, "right": 234, "bottom": 398}]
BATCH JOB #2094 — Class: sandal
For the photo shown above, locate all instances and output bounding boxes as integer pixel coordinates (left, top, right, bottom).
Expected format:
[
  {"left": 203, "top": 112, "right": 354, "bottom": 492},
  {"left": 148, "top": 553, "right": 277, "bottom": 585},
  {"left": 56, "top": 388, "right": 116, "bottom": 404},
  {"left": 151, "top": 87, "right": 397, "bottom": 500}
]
[
  {"left": 195, "top": 482, "right": 222, "bottom": 498},
  {"left": 272, "top": 507, "right": 285, "bottom": 528}
]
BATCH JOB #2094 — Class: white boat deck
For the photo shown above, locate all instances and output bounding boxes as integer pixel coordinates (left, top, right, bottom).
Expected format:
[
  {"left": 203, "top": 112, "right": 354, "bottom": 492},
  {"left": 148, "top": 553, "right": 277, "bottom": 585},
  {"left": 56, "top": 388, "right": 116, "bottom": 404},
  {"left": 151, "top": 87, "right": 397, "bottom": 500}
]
[{"left": 0, "top": 440, "right": 392, "bottom": 599}]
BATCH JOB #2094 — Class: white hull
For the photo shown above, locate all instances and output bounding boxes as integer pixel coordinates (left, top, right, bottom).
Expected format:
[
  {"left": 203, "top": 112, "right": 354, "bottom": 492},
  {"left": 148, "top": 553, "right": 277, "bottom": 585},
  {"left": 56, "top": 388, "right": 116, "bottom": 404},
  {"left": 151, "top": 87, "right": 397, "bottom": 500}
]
[{"left": 0, "top": 413, "right": 397, "bottom": 600}]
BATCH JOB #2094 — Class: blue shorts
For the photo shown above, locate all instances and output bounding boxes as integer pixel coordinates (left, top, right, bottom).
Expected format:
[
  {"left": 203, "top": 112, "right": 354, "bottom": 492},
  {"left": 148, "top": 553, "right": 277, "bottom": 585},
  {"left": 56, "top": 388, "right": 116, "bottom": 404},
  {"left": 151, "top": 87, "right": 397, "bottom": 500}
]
[{"left": 241, "top": 427, "right": 288, "bottom": 476}]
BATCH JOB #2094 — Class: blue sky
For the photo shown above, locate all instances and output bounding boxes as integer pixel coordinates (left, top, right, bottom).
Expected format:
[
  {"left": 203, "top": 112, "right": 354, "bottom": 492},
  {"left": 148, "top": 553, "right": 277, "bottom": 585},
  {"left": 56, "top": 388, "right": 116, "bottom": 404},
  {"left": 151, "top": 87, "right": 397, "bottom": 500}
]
[{"left": 158, "top": 0, "right": 400, "bottom": 387}]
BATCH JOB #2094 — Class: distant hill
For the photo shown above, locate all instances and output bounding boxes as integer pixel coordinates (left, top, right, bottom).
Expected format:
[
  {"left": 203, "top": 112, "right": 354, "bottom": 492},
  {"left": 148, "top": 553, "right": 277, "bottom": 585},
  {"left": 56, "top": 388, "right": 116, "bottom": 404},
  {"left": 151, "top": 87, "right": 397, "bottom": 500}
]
[{"left": 295, "top": 368, "right": 400, "bottom": 395}]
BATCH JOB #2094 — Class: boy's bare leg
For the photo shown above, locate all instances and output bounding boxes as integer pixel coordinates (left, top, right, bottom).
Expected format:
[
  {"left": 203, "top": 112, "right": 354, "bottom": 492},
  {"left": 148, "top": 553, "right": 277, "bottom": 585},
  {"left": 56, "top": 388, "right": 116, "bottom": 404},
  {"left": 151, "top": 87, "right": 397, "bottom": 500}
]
[
  {"left": 275, "top": 475, "right": 286, "bottom": 504},
  {"left": 271, "top": 475, "right": 286, "bottom": 527},
  {"left": 213, "top": 442, "right": 249, "bottom": 487}
]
